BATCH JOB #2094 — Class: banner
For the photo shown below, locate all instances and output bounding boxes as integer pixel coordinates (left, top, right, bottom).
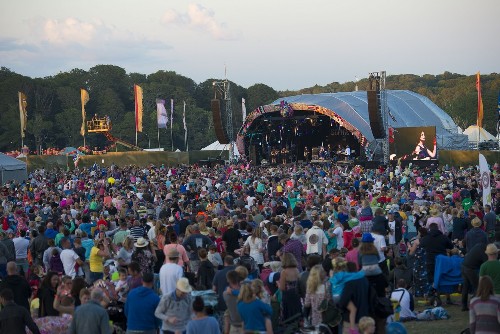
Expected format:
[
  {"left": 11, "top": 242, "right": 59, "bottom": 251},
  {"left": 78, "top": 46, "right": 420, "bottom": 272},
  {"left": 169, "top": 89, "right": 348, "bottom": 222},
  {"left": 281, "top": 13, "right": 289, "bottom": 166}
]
[
  {"left": 476, "top": 72, "right": 484, "bottom": 128},
  {"left": 242, "top": 97, "right": 247, "bottom": 123},
  {"left": 479, "top": 153, "right": 491, "bottom": 207},
  {"left": 80, "top": 89, "right": 89, "bottom": 136},
  {"left": 18, "top": 92, "right": 28, "bottom": 138},
  {"left": 134, "top": 84, "right": 143, "bottom": 132},
  {"left": 156, "top": 99, "right": 168, "bottom": 129},
  {"left": 170, "top": 99, "right": 174, "bottom": 129}
]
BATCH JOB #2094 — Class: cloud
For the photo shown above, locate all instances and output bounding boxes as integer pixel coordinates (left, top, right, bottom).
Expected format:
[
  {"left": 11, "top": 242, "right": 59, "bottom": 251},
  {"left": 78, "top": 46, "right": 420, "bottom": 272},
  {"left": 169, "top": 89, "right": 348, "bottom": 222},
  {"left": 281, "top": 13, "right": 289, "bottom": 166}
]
[
  {"left": 161, "top": 3, "right": 236, "bottom": 41},
  {"left": 0, "top": 38, "right": 38, "bottom": 52},
  {"left": 42, "top": 17, "right": 97, "bottom": 45}
]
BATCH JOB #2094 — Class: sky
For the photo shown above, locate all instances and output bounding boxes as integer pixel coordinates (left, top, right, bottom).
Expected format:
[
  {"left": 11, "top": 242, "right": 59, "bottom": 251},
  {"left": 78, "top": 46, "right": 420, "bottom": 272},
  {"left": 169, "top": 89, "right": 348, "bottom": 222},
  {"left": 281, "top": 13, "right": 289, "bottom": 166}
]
[{"left": 1, "top": 0, "right": 499, "bottom": 91}]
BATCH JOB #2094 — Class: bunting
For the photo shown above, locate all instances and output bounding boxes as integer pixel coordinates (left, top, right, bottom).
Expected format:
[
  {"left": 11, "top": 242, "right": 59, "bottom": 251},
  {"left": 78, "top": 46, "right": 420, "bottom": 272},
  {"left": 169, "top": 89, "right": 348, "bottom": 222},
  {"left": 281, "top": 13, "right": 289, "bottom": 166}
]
[
  {"left": 157, "top": 99, "right": 168, "bottom": 129},
  {"left": 18, "top": 92, "right": 28, "bottom": 138},
  {"left": 476, "top": 72, "right": 484, "bottom": 128},
  {"left": 80, "top": 89, "right": 89, "bottom": 136},
  {"left": 134, "top": 84, "right": 143, "bottom": 132}
]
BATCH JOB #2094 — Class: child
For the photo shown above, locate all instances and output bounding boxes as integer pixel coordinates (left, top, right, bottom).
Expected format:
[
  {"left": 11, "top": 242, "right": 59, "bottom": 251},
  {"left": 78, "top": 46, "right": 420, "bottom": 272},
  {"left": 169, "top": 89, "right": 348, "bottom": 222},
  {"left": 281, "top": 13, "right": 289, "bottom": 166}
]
[
  {"left": 196, "top": 248, "right": 215, "bottom": 290},
  {"left": 215, "top": 230, "right": 225, "bottom": 254},
  {"left": 251, "top": 279, "right": 271, "bottom": 305},
  {"left": 207, "top": 244, "right": 223, "bottom": 269},
  {"left": 358, "top": 316, "right": 376, "bottom": 334},
  {"left": 49, "top": 248, "right": 64, "bottom": 274},
  {"left": 115, "top": 267, "right": 129, "bottom": 302},
  {"left": 304, "top": 265, "right": 328, "bottom": 327}
]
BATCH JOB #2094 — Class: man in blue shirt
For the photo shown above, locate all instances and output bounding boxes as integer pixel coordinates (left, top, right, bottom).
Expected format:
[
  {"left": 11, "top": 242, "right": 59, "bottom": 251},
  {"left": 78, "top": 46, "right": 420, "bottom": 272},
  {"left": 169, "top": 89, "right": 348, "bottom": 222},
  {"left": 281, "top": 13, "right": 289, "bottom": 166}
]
[{"left": 125, "top": 272, "right": 161, "bottom": 334}]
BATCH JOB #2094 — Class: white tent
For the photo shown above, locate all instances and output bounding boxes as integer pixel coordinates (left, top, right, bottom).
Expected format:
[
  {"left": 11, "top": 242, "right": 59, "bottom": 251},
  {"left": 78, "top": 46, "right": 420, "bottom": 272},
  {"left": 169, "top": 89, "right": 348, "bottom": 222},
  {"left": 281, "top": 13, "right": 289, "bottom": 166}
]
[
  {"left": 0, "top": 153, "right": 27, "bottom": 185},
  {"left": 463, "top": 125, "right": 497, "bottom": 142},
  {"left": 201, "top": 141, "right": 239, "bottom": 156}
]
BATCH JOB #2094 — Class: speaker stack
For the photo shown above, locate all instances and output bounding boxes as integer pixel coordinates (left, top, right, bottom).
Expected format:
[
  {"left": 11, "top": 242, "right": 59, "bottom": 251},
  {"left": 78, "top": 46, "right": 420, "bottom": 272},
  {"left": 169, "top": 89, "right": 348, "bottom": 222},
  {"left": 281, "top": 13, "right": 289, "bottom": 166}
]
[
  {"left": 211, "top": 99, "right": 230, "bottom": 144},
  {"left": 367, "top": 90, "right": 386, "bottom": 139}
]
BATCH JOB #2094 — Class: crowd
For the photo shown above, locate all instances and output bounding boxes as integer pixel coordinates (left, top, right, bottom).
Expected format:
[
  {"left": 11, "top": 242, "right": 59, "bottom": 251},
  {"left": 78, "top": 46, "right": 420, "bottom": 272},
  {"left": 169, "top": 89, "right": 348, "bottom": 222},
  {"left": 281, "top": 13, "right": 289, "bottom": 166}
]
[{"left": 0, "top": 160, "right": 499, "bottom": 334}]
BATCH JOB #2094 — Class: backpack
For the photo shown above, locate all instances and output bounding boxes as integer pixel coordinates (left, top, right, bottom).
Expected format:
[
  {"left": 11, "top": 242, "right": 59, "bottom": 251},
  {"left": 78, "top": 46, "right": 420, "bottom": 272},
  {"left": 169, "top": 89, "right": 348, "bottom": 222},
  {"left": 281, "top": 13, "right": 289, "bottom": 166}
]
[{"left": 369, "top": 285, "right": 394, "bottom": 319}]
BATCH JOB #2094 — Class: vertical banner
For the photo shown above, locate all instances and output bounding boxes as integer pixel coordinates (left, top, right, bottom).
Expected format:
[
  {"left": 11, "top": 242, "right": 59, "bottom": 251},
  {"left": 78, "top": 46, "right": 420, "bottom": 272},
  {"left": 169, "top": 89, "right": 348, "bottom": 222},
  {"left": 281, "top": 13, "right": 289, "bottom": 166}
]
[
  {"left": 156, "top": 99, "right": 167, "bottom": 129},
  {"left": 80, "top": 89, "right": 89, "bottom": 136},
  {"left": 476, "top": 72, "right": 484, "bottom": 128},
  {"left": 242, "top": 97, "right": 247, "bottom": 123},
  {"left": 183, "top": 100, "right": 187, "bottom": 151},
  {"left": 134, "top": 84, "right": 143, "bottom": 132},
  {"left": 479, "top": 154, "right": 491, "bottom": 207},
  {"left": 170, "top": 99, "right": 174, "bottom": 128},
  {"left": 18, "top": 92, "right": 28, "bottom": 138}
]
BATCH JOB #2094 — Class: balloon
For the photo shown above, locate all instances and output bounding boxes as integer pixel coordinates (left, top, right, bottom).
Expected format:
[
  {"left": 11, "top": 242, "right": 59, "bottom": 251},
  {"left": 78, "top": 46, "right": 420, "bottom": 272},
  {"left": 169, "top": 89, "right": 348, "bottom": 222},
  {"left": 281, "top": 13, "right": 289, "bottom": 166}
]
[{"left": 107, "top": 177, "right": 115, "bottom": 185}]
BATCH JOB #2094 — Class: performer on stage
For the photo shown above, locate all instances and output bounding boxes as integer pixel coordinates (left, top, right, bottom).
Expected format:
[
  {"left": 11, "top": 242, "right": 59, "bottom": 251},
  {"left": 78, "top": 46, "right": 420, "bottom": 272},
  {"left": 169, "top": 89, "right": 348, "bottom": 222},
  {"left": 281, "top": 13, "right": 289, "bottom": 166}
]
[
  {"left": 303, "top": 146, "right": 310, "bottom": 162},
  {"left": 412, "top": 131, "right": 437, "bottom": 159},
  {"left": 345, "top": 145, "right": 351, "bottom": 160},
  {"left": 281, "top": 147, "right": 288, "bottom": 164},
  {"left": 271, "top": 148, "right": 277, "bottom": 164}
]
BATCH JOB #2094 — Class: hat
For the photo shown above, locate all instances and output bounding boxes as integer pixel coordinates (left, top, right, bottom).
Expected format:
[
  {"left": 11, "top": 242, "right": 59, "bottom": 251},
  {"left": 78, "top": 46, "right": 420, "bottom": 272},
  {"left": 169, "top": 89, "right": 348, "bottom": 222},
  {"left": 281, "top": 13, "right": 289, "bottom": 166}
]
[
  {"left": 485, "top": 243, "right": 499, "bottom": 255},
  {"left": 169, "top": 216, "right": 175, "bottom": 223},
  {"left": 361, "top": 233, "right": 375, "bottom": 243},
  {"left": 134, "top": 237, "right": 149, "bottom": 248},
  {"left": 35, "top": 216, "right": 42, "bottom": 222},
  {"left": 167, "top": 248, "right": 180, "bottom": 259},
  {"left": 176, "top": 277, "right": 193, "bottom": 293},
  {"left": 471, "top": 217, "right": 482, "bottom": 228}
]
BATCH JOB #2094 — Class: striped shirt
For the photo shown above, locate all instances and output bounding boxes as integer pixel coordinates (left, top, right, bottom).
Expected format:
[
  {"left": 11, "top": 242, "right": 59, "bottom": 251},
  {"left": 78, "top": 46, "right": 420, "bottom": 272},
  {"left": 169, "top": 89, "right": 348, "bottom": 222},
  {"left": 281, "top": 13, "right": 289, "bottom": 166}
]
[
  {"left": 129, "top": 226, "right": 145, "bottom": 241},
  {"left": 469, "top": 296, "right": 500, "bottom": 334}
]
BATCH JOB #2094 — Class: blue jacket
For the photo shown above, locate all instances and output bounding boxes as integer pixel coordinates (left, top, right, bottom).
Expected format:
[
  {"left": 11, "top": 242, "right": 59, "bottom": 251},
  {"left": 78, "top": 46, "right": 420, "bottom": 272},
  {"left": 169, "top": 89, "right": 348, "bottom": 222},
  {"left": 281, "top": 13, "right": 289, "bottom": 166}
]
[
  {"left": 330, "top": 271, "right": 365, "bottom": 296},
  {"left": 125, "top": 286, "right": 161, "bottom": 330}
]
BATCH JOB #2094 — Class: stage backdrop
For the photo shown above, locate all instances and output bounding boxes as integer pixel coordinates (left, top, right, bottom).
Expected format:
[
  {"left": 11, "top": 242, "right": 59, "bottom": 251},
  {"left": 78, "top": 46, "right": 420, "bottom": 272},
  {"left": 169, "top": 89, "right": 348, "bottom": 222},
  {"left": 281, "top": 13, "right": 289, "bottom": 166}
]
[{"left": 390, "top": 126, "right": 437, "bottom": 161}]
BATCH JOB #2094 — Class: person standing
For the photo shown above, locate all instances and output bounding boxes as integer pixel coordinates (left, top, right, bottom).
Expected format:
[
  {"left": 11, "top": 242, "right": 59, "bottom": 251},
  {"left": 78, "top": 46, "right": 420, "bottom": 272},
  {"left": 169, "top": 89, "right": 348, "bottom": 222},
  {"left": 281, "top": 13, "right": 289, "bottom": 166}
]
[
  {"left": 469, "top": 276, "right": 500, "bottom": 334},
  {"left": 30, "top": 225, "right": 49, "bottom": 267},
  {"left": 479, "top": 244, "right": 500, "bottom": 295},
  {"left": 0, "top": 262, "right": 31, "bottom": 311},
  {"left": 125, "top": 272, "right": 161, "bottom": 334},
  {"left": 305, "top": 221, "right": 328, "bottom": 258},
  {"left": 276, "top": 233, "right": 304, "bottom": 272},
  {"left": 483, "top": 205, "right": 497, "bottom": 243},
  {"left": 0, "top": 288, "right": 40, "bottom": 334},
  {"left": 12, "top": 230, "right": 29, "bottom": 277},
  {"left": 465, "top": 217, "right": 488, "bottom": 253},
  {"left": 212, "top": 255, "right": 235, "bottom": 312},
  {"left": 159, "top": 249, "right": 184, "bottom": 296},
  {"left": 183, "top": 224, "right": 214, "bottom": 273},
  {"left": 186, "top": 296, "right": 221, "bottom": 334},
  {"left": 59, "top": 238, "right": 84, "bottom": 278},
  {"left": 155, "top": 277, "right": 193, "bottom": 334},
  {"left": 222, "top": 220, "right": 243, "bottom": 258},
  {"left": 69, "top": 288, "right": 111, "bottom": 334},
  {"left": 460, "top": 243, "right": 487, "bottom": 311}
]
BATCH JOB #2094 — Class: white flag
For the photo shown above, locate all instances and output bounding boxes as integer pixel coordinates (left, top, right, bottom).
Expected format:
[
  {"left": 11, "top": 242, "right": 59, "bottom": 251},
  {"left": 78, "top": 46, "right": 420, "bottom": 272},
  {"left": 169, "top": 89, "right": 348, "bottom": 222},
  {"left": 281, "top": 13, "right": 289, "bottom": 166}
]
[
  {"left": 156, "top": 99, "right": 168, "bottom": 129},
  {"left": 183, "top": 101, "right": 188, "bottom": 151},
  {"left": 242, "top": 97, "right": 247, "bottom": 123},
  {"left": 170, "top": 99, "right": 174, "bottom": 129},
  {"left": 479, "top": 153, "right": 491, "bottom": 207}
]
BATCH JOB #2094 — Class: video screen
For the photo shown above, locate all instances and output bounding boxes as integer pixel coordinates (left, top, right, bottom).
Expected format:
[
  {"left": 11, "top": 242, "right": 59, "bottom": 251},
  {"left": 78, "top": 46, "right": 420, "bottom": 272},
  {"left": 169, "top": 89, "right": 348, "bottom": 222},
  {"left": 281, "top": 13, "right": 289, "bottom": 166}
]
[{"left": 389, "top": 126, "right": 437, "bottom": 161}]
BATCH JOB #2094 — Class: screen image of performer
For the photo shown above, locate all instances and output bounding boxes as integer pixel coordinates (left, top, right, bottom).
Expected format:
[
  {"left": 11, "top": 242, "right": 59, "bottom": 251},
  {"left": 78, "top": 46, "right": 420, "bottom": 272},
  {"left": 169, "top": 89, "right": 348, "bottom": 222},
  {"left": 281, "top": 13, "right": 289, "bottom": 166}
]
[{"left": 413, "top": 131, "right": 436, "bottom": 160}]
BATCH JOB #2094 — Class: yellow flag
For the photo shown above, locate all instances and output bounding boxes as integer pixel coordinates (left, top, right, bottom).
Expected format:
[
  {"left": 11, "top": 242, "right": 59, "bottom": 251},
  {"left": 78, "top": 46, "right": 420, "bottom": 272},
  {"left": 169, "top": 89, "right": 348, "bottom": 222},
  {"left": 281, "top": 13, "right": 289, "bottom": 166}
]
[
  {"left": 134, "top": 84, "right": 143, "bottom": 132},
  {"left": 18, "top": 92, "right": 28, "bottom": 138},
  {"left": 476, "top": 72, "right": 484, "bottom": 128},
  {"left": 81, "top": 89, "right": 89, "bottom": 136}
]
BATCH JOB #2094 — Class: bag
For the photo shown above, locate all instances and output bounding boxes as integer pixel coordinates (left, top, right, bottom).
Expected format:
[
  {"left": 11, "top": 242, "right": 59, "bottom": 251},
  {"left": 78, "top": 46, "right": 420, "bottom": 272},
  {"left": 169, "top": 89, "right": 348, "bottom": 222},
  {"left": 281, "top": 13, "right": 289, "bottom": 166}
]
[
  {"left": 369, "top": 286, "right": 394, "bottom": 318},
  {"left": 318, "top": 298, "right": 342, "bottom": 327}
]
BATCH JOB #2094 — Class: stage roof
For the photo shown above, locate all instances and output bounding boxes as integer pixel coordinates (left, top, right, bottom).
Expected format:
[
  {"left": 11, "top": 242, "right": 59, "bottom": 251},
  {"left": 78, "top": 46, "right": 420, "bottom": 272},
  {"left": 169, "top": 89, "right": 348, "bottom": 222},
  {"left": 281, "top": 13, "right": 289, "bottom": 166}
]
[{"left": 271, "top": 90, "right": 468, "bottom": 149}]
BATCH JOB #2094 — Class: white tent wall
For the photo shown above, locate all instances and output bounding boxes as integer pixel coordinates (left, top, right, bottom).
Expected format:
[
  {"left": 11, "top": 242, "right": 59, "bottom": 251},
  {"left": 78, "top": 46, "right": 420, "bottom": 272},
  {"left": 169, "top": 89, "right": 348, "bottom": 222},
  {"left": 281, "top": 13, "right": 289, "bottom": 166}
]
[{"left": 0, "top": 153, "right": 27, "bottom": 185}]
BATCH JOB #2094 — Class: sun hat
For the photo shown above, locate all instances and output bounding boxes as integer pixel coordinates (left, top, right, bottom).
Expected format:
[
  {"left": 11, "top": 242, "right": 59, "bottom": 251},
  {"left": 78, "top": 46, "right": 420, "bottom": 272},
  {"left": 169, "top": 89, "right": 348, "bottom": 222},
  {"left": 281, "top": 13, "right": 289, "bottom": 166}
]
[
  {"left": 176, "top": 277, "right": 193, "bottom": 293},
  {"left": 134, "top": 237, "right": 149, "bottom": 248},
  {"left": 485, "top": 243, "right": 499, "bottom": 255},
  {"left": 361, "top": 233, "right": 375, "bottom": 243}
]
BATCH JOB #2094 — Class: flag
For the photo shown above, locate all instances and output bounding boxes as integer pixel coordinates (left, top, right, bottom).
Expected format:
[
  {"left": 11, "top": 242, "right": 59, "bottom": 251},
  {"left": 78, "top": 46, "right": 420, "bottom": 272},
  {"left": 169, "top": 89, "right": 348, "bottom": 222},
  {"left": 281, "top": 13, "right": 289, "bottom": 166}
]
[
  {"left": 476, "top": 72, "right": 484, "bottom": 128},
  {"left": 73, "top": 154, "right": 81, "bottom": 167},
  {"left": 183, "top": 101, "right": 188, "bottom": 151},
  {"left": 479, "top": 154, "right": 491, "bottom": 207},
  {"left": 134, "top": 84, "right": 143, "bottom": 132},
  {"left": 18, "top": 92, "right": 28, "bottom": 138},
  {"left": 242, "top": 98, "right": 247, "bottom": 123},
  {"left": 80, "top": 89, "right": 89, "bottom": 136},
  {"left": 170, "top": 99, "right": 174, "bottom": 129},
  {"left": 156, "top": 99, "right": 168, "bottom": 129}
]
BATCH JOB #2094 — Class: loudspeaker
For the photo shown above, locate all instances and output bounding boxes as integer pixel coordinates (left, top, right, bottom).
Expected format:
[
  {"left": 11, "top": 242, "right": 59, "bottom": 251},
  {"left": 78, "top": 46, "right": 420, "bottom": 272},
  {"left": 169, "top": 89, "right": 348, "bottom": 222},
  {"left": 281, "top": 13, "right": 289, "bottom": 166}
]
[
  {"left": 367, "top": 90, "right": 386, "bottom": 139},
  {"left": 211, "top": 99, "right": 229, "bottom": 144}
]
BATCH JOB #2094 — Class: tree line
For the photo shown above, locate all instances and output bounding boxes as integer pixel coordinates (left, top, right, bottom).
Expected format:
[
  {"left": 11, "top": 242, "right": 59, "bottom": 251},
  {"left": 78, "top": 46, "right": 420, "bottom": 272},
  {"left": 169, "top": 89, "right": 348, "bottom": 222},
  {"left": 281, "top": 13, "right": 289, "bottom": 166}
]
[{"left": 0, "top": 66, "right": 497, "bottom": 153}]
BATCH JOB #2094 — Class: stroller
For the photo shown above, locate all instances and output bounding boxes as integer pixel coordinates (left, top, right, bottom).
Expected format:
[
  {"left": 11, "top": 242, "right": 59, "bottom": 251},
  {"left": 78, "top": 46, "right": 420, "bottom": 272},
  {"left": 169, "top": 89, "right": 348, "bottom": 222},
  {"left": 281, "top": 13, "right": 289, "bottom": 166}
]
[{"left": 429, "top": 254, "right": 463, "bottom": 306}]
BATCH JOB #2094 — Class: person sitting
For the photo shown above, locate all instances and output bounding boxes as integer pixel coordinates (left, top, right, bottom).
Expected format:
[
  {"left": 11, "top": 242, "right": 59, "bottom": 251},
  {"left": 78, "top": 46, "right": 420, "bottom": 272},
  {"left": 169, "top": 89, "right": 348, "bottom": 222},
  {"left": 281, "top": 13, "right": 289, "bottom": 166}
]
[{"left": 389, "top": 279, "right": 416, "bottom": 322}]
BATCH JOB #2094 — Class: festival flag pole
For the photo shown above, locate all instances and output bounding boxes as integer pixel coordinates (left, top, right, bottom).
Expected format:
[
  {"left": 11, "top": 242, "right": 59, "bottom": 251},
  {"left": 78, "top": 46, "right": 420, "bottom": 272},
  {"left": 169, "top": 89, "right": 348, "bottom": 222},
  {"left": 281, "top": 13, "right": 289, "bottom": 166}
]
[
  {"left": 476, "top": 72, "right": 483, "bottom": 148},
  {"left": 134, "top": 84, "right": 143, "bottom": 147},
  {"left": 18, "top": 92, "right": 28, "bottom": 149},
  {"left": 170, "top": 99, "right": 174, "bottom": 151},
  {"left": 156, "top": 99, "right": 167, "bottom": 149},
  {"left": 183, "top": 100, "right": 188, "bottom": 151}
]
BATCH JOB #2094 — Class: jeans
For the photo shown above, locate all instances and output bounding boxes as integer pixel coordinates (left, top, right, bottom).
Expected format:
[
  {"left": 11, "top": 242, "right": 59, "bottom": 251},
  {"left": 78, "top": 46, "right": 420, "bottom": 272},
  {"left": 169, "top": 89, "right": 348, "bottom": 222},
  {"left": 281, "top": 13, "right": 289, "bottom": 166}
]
[{"left": 461, "top": 265, "right": 479, "bottom": 308}]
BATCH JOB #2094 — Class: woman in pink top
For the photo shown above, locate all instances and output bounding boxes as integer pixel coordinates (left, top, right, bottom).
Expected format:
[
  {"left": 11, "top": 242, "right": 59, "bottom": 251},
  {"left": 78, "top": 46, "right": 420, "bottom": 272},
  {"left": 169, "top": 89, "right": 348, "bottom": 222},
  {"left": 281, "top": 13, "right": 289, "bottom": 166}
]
[
  {"left": 163, "top": 232, "right": 189, "bottom": 268},
  {"left": 425, "top": 208, "right": 446, "bottom": 235}
]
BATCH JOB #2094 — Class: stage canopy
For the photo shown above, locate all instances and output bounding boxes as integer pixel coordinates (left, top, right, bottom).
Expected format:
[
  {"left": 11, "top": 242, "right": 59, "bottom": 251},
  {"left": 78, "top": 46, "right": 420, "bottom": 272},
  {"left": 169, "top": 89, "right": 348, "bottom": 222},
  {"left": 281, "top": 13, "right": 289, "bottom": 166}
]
[{"left": 236, "top": 90, "right": 468, "bottom": 156}]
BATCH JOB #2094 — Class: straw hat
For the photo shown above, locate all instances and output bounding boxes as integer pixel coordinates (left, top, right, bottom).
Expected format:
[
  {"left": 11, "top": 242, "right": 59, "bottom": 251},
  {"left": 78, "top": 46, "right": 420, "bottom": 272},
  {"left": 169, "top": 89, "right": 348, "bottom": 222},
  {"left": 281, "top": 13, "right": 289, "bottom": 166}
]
[
  {"left": 485, "top": 243, "right": 499, "bottom": 255},
  {"left": 176, "top": 277, "right": 192, "bottom": 293},
  {"left": 134, "top": 237, "right": 149, "bottom": 248}
]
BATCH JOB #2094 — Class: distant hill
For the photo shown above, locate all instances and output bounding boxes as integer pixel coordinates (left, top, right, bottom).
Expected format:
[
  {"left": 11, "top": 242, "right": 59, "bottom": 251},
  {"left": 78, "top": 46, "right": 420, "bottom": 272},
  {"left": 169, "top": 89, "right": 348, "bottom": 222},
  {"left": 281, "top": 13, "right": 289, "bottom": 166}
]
[{"left": 0, "top": 66, "right": 498, "bottom": 152}]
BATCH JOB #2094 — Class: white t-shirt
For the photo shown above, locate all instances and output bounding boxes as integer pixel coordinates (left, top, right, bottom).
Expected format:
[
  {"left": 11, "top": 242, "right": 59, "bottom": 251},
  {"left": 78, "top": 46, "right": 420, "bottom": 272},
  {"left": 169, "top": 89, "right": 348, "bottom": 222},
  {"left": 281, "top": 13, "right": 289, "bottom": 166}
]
[
  {"left": 305, "top": 226, "right": 328, "bottom": 255},
  {"left": 332, "top": 226, "right": 344, "bottom": 249},
  {"left": 372, "top": 233, "right": 386, "bottom": 263},
  {"left": 388, "top": 220, "right": 396, "bottom": 245},
  {"left": 159, "top": 263, "right": 184, "bottom": 296},
  {"left": 390, "top": 288, "right": 415, "bottom": 319},
  {"left": 60, "top": 249, "right": 80, "bottom": 278}
]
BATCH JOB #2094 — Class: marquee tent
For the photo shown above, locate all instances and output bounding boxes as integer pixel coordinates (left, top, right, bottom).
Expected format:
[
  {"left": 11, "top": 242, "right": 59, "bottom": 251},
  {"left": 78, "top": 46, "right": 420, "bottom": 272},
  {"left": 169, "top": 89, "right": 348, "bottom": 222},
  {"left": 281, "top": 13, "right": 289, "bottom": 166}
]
[
  {"left": 463, "top": 125, "right": 497, "bottom": 142},
  {"left": 0, "top": 152, "right": 27, "bottom": 185}
]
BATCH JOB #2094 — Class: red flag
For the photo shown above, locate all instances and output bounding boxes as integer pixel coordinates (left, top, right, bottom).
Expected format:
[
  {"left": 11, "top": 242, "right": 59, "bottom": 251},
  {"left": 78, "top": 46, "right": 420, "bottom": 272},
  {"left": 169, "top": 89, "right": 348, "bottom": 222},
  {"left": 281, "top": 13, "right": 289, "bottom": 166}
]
[{"left": 476, "top": 72, "right": 484, "bottom": 128}]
